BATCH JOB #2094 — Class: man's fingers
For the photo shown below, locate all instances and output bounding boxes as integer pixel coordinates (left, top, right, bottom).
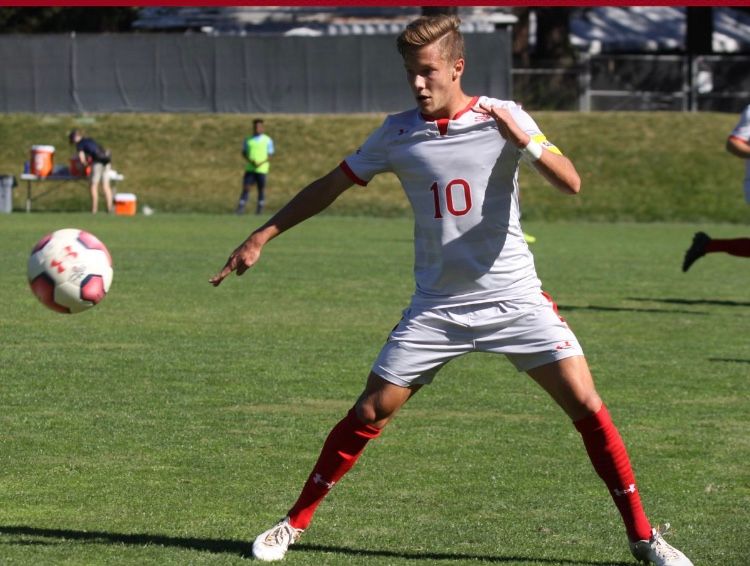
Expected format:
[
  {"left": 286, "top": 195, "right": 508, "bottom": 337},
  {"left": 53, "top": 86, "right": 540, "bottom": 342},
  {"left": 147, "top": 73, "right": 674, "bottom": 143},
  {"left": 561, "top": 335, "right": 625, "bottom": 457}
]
[
  {"left": 209, "top": 253, "right": 255, "bottom": 286},
  {"left": 209, "top": 256, "right": 238, "bottom": 286},
  {"left": 210, "top": 241, "right": 260, "bottom": 286},
  {"left": 209, "top": 266, "right": 231, "bottom": 286}
]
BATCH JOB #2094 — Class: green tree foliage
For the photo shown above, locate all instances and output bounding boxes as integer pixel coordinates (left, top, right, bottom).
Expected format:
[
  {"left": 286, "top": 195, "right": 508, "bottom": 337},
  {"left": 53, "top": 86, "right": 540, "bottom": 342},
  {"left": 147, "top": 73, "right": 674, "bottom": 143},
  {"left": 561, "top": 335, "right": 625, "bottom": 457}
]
[{"left": 0, "top": 8, "right": 138, "bottom": 33}]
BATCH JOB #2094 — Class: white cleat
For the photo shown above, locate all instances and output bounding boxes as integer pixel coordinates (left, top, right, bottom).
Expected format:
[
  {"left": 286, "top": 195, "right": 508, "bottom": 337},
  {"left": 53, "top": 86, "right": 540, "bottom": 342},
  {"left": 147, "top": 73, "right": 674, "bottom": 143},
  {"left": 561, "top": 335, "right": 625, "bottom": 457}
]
[
  {"left": 252, "top": 517, "right": 303, "bottom": 562},
  {"left": 629, "top": 524, "right": 693, "bottom": 566}
]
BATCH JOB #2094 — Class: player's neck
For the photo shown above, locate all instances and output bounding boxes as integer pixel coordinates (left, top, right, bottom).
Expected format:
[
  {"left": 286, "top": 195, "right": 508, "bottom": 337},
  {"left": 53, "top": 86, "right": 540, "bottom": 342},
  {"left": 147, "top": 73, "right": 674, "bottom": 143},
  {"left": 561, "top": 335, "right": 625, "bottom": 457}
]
[{"left": 430, "top": 92, "right": 474, "bottom": 121}]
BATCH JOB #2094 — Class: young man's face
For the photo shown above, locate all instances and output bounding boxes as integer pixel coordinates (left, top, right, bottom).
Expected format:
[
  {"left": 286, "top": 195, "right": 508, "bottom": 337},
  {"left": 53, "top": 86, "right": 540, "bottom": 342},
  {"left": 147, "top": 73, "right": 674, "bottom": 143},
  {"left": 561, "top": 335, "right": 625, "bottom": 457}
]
[
  {"left": 254, "top": 122, "right": 264, "bottom": 135},
  {"left": 403, "top": 41, "right": 463, "bottom": 119}
]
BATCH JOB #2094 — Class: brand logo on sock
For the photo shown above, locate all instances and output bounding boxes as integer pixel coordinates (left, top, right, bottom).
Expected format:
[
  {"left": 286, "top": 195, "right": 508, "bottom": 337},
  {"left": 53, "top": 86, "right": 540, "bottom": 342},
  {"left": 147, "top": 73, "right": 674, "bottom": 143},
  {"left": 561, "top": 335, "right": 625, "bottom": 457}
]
[
  {"left": 313, "top": 473, "right": 335, "bottom": 490},
  {"left": 613, "top": 483, "right": 637, "bottom": 496}
]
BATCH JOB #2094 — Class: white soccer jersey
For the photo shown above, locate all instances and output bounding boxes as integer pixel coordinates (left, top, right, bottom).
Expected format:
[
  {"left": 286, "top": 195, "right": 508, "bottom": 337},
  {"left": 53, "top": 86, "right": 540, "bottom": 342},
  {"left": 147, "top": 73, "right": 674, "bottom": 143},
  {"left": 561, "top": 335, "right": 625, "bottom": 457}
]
[
  {"left": 342, "top": 95, "right": 558, "bottom": 308},
  {"left": 729, "top": 104, "right": 750, "bottom": 203}
]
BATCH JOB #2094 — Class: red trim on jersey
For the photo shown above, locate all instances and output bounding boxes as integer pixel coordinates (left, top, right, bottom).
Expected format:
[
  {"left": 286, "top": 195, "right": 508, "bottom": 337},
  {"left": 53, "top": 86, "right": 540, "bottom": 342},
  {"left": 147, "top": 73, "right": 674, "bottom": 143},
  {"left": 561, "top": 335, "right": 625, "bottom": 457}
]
[
  {"left": 421, "top": 96, "right": 479, "bottom": 124},
  {"left": 729, "top": 134, "right": 750, "bottom": 144},
  {"left": 436, "top": 118, "right": 449, "bottom": 136},
  {"left": 453, "top": 96, "right": 479, "bottom": 120},
  {"left": 339, "top": 160, "right": 367, "bottom": 187}
]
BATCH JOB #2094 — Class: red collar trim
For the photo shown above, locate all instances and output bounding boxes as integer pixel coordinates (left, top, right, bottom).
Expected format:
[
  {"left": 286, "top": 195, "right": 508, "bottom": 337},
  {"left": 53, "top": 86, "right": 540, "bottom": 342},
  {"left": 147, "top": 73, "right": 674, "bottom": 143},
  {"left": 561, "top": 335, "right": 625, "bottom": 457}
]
[{"left": 420, "top": 96, "right": 479, "bottom": 122}]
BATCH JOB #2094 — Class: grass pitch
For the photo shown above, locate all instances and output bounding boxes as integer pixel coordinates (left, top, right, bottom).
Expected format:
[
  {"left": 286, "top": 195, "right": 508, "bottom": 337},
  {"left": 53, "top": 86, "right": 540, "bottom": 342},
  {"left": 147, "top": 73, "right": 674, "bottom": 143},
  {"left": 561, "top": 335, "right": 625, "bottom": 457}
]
[
  {"left": 0, "top": 212, "right": 748, "bottom": 565},
  {"left": 2, "top": 111, "right": 749, "bottom": 223}
]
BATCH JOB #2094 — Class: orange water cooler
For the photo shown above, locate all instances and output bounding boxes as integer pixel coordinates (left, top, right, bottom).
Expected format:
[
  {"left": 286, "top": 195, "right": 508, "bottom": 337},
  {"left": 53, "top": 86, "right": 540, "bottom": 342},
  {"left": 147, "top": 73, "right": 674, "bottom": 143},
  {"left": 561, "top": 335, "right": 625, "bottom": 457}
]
[
  {"left": 114, "top": 193, "right": 137, "bottom": 216},
  {"left": 30, "top": 145, "right": 55, "bottom": 177}
]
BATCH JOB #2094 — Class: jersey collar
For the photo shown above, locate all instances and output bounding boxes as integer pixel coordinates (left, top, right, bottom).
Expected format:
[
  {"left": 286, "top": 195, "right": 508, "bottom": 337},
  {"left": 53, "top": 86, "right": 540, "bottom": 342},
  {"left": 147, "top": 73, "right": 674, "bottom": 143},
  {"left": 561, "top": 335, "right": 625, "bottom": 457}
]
[{"left": 420, "top": 96, "right": 479, "bottom": 122}]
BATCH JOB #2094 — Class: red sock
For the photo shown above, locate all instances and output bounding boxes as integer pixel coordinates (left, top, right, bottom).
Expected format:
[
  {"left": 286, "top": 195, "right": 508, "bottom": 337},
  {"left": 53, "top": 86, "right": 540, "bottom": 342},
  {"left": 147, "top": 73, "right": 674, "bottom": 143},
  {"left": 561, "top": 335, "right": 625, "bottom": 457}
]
[
  {"left": 574, "top": 405, "right": 652, "bottom": 542},
  {"left": 706, "top": 237, "right": 750, "bottom": 258},
  {"left": 287, "top": 408, "right": 381, "bottom": 530}
]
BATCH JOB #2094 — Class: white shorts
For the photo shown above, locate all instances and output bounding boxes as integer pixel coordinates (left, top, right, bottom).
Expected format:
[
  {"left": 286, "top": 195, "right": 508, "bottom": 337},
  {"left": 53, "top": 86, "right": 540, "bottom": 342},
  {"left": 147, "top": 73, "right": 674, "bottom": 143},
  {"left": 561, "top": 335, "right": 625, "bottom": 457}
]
[
  {"left": 90, "top": 162, "right": 111, "bottom": 185},
  {"left": 372, "top": 292, "right": 584, "bottom": 387}
]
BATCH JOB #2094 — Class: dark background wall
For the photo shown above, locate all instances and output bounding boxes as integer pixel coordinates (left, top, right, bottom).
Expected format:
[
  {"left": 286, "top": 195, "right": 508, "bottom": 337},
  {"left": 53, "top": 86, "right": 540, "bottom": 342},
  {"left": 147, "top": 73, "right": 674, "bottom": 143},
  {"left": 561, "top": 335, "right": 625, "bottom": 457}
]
[{"left": 0, "top": 32, "right": 512, "bottom": 113}]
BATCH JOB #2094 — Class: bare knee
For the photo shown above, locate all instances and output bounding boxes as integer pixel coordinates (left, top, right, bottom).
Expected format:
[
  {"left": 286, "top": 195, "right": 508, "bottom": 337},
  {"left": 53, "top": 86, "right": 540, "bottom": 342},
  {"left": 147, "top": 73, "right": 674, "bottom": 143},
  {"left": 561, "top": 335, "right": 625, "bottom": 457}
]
[
  {"left": 354, "top": 400, "right": 394, "bottom": 428},
  {"left": 527, "top": 356, "right": 603, "bottom": 421},
  {"left": 354, "top": 372, "right": 419, "bottom": 429},
  {"left": 573, "top": 391, "right": 604, "bottom": 420}
]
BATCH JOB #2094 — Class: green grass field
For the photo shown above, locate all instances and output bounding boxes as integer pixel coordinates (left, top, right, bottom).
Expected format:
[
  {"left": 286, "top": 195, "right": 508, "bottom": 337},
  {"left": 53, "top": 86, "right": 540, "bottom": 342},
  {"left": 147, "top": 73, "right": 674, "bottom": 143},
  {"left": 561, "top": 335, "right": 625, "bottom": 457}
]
[
  {"left": 2, "top": 111, "right": 749, "bottom": 223},
  {"left": 0, "top": 212, "right": 748, "bottom": 565}
]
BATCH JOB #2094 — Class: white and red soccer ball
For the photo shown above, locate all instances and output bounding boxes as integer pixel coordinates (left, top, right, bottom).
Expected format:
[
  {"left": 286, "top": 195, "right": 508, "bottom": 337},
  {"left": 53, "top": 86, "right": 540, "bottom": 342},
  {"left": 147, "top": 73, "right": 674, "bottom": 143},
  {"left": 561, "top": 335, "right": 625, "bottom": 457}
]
[{"left": 28, "top": 228, "right": 113, "bottom": 314}]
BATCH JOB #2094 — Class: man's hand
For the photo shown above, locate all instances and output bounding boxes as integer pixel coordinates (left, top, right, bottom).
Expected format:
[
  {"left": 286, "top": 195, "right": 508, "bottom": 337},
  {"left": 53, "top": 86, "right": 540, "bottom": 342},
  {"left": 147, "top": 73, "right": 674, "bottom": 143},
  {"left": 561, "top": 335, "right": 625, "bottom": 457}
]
[
  {"left": 211, "top": 167, "right": 354, "bottom": 287},
  {"left": 209, "top": 237, "right": 263, "bottom": 287},
  {"left": 477, "top": 102, "right": 529, "bottom": 148},
  {"left": 477, "top": 101, "right": 580, "bottom": 194}
]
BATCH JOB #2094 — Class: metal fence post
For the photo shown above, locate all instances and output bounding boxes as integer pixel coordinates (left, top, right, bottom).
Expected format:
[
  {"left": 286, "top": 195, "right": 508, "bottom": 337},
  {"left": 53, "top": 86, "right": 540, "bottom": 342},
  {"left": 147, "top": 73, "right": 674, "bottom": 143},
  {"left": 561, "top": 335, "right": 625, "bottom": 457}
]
[
  {"left": 578, "top": 53, "right": 591, "bottom": 112},
  {"left": 686, "top": 54, "right": 694, "bottom": 112}
]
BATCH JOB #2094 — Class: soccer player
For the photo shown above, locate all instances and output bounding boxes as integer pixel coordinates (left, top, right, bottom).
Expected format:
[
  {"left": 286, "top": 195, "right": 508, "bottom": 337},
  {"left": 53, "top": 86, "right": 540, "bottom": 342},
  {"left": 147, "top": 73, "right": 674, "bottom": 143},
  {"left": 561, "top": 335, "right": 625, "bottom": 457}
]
[
  {"left": 682, "top": 104, "right": 750, "bottom": 271},
  {"left": 236, "top": 118, "right": 275, "bottom": 215},
  {"left": 212, "top": 15, "right": 693, "bottom": 566}
]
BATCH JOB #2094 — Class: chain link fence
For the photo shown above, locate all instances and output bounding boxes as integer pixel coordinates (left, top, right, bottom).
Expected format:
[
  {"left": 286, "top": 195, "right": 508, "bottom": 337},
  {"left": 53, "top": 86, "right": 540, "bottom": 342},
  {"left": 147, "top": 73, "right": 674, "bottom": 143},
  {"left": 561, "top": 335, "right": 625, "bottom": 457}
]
[{"left": 513, "top": 54, "right": 750, "bottom": 113}]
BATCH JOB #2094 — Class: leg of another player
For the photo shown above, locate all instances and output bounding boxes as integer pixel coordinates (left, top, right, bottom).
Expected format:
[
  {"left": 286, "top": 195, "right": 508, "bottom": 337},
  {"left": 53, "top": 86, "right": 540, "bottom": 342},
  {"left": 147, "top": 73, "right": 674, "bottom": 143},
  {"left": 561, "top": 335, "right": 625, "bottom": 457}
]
[
  {"left": 102, "top": 170, "right": 114, "bottom": 214},
  {"left": 707, "top": 237, "right": 750, "bottom": 257},
  {"left": 236, "top": 175, "right": 251, "bottom": 214},
  {"left": 527, "top": 356, "right": 653, "bottom": 543},
  {"left": 89, "top": 180, "right": 99, "bottom": 214},
  {"left": 286, "top": 372, "right": 421, "bottom": 530},
  {"left": 256, "top": 174, "right": 266, "bottom": 214}
]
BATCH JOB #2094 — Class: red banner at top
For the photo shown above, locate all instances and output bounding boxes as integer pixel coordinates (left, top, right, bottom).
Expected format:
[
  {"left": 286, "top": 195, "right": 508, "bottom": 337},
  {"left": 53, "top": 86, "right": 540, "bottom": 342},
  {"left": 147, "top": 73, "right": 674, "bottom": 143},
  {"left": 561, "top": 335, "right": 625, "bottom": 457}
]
[{"left": 0, "top": 1, "right": 742, "bottom": 6}]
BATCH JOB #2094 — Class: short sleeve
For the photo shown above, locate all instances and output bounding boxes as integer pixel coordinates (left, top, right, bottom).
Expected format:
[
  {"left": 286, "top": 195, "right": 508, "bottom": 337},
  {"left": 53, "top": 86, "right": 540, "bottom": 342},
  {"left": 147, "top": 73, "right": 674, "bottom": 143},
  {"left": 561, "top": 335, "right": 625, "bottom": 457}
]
[
  {"left": 340, "top": 118, "right": 391, "bottom": 186},
  {"left": 730, "top": 105, "right": 750, "bottom": 142},
  {"left": 511, "top": 105, "right": 564, "bottom": 156}
]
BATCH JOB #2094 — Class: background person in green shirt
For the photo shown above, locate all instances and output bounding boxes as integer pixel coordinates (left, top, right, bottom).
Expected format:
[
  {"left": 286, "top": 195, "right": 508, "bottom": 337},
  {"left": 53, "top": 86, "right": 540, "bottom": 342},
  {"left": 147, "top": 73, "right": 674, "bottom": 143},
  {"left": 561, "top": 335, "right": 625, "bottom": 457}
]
[{"left": 237, "top": 119, "right": 275, "bottom": 214}]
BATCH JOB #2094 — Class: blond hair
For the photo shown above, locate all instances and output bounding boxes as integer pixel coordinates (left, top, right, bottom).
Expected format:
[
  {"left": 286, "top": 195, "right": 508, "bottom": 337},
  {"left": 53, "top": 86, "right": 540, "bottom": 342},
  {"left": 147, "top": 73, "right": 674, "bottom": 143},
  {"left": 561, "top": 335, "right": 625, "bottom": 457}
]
[{"left": 396, "top": 14, "right": 464, "bottom": 63}]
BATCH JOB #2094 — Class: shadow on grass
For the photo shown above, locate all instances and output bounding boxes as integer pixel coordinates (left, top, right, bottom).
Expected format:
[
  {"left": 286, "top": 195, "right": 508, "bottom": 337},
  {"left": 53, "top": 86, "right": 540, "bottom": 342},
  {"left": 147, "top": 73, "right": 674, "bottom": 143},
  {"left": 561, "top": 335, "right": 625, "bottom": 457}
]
[
  {"left": 627, "top": 297, "right": 750, "bottom": 308},
  {"left": 557, "top": 303, "right": 708, "bottom": 316},
  {"left": 294, "top": 542, "right": 633, "bottom": 565},
  {"left": 0, "top": 525, "right": 252, "bottom": 557},
  {"left": 709, "top": 357, "right": 750, "bottom": 364},
  {"left": 0, "top": 525, "right": 633, "bottom": 565}
]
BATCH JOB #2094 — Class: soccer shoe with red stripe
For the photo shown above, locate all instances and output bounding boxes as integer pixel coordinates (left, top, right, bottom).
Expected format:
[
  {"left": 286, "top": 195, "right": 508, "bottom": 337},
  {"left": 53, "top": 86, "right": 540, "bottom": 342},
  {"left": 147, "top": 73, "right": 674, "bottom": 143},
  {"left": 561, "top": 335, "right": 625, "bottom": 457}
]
[
  {"left": 252, "top": 517, "right": 303, "bottom": 562},
  {"left": 629, "top": 524, "right": 693, "bottom": 565}
]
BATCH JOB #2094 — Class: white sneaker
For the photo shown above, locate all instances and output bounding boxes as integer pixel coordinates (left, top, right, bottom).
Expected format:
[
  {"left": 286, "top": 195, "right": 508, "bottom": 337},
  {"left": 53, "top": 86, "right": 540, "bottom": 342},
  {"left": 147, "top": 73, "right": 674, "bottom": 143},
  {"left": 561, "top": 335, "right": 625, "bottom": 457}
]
[
  {"left": 629, "top": 524, "right": 693, "bottom": 565},
  {"left": 252, "top": 517, "right": 303, "bottom": 562}
]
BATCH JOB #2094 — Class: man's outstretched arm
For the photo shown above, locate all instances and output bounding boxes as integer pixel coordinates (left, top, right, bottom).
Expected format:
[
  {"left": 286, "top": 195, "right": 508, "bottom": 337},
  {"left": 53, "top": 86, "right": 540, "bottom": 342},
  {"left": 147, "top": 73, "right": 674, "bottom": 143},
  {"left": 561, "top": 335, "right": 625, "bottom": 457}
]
[{"left": 210, "top": 166, "right": 354, "bottom": 286}]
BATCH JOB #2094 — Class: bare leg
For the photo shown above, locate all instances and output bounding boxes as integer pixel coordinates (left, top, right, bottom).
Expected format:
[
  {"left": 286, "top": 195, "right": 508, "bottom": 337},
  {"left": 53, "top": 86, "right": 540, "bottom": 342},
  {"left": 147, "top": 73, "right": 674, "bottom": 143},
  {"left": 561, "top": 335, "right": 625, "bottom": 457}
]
[
  {"left": 102, "top": 175, "right": 113, "bottom": 213},
  {"left": 355, "top": 370, "right": 422, "bottom": 427},
  {"left": 286, "top": 372, "right": 421, "bottom": 529},
  {"left": 526, "top": 355, "right": 601, "bottom": 420},
  {"left": 89, "top": 181, "right": 99, "bottom": 213},
  {"left": 528, "top": 356, "right": 651, "bottom": 542}
]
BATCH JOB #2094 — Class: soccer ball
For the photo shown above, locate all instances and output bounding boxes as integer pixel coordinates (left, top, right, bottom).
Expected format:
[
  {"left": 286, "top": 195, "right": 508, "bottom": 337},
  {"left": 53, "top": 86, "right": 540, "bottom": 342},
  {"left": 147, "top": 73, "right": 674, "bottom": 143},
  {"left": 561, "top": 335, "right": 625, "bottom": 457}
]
[{"left": 27, "top": 228, "right": 113, "bottom": 314}]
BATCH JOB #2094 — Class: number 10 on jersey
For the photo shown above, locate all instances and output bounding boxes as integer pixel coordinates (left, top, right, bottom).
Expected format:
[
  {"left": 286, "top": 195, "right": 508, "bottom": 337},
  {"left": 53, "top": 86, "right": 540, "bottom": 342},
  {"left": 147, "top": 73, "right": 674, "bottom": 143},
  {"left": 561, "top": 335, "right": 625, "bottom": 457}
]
[{"left": 430, "top": 179, "right": 472, "bottom": 219}]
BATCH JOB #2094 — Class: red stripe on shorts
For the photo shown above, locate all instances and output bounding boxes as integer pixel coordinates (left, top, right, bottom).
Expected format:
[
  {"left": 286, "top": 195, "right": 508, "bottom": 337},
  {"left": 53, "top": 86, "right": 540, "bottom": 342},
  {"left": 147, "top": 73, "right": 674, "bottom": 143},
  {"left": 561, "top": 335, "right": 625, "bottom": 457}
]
[{"left": 541, "top": 290, "right": 566, "bottom": 322}]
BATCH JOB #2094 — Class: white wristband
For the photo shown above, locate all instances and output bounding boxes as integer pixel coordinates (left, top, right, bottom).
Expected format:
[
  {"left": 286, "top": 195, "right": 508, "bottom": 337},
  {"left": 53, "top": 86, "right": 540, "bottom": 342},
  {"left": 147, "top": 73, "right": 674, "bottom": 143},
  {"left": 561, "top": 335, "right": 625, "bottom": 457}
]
[{"left": 521, "top": 139, "right": 543, "bottom": 162}]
